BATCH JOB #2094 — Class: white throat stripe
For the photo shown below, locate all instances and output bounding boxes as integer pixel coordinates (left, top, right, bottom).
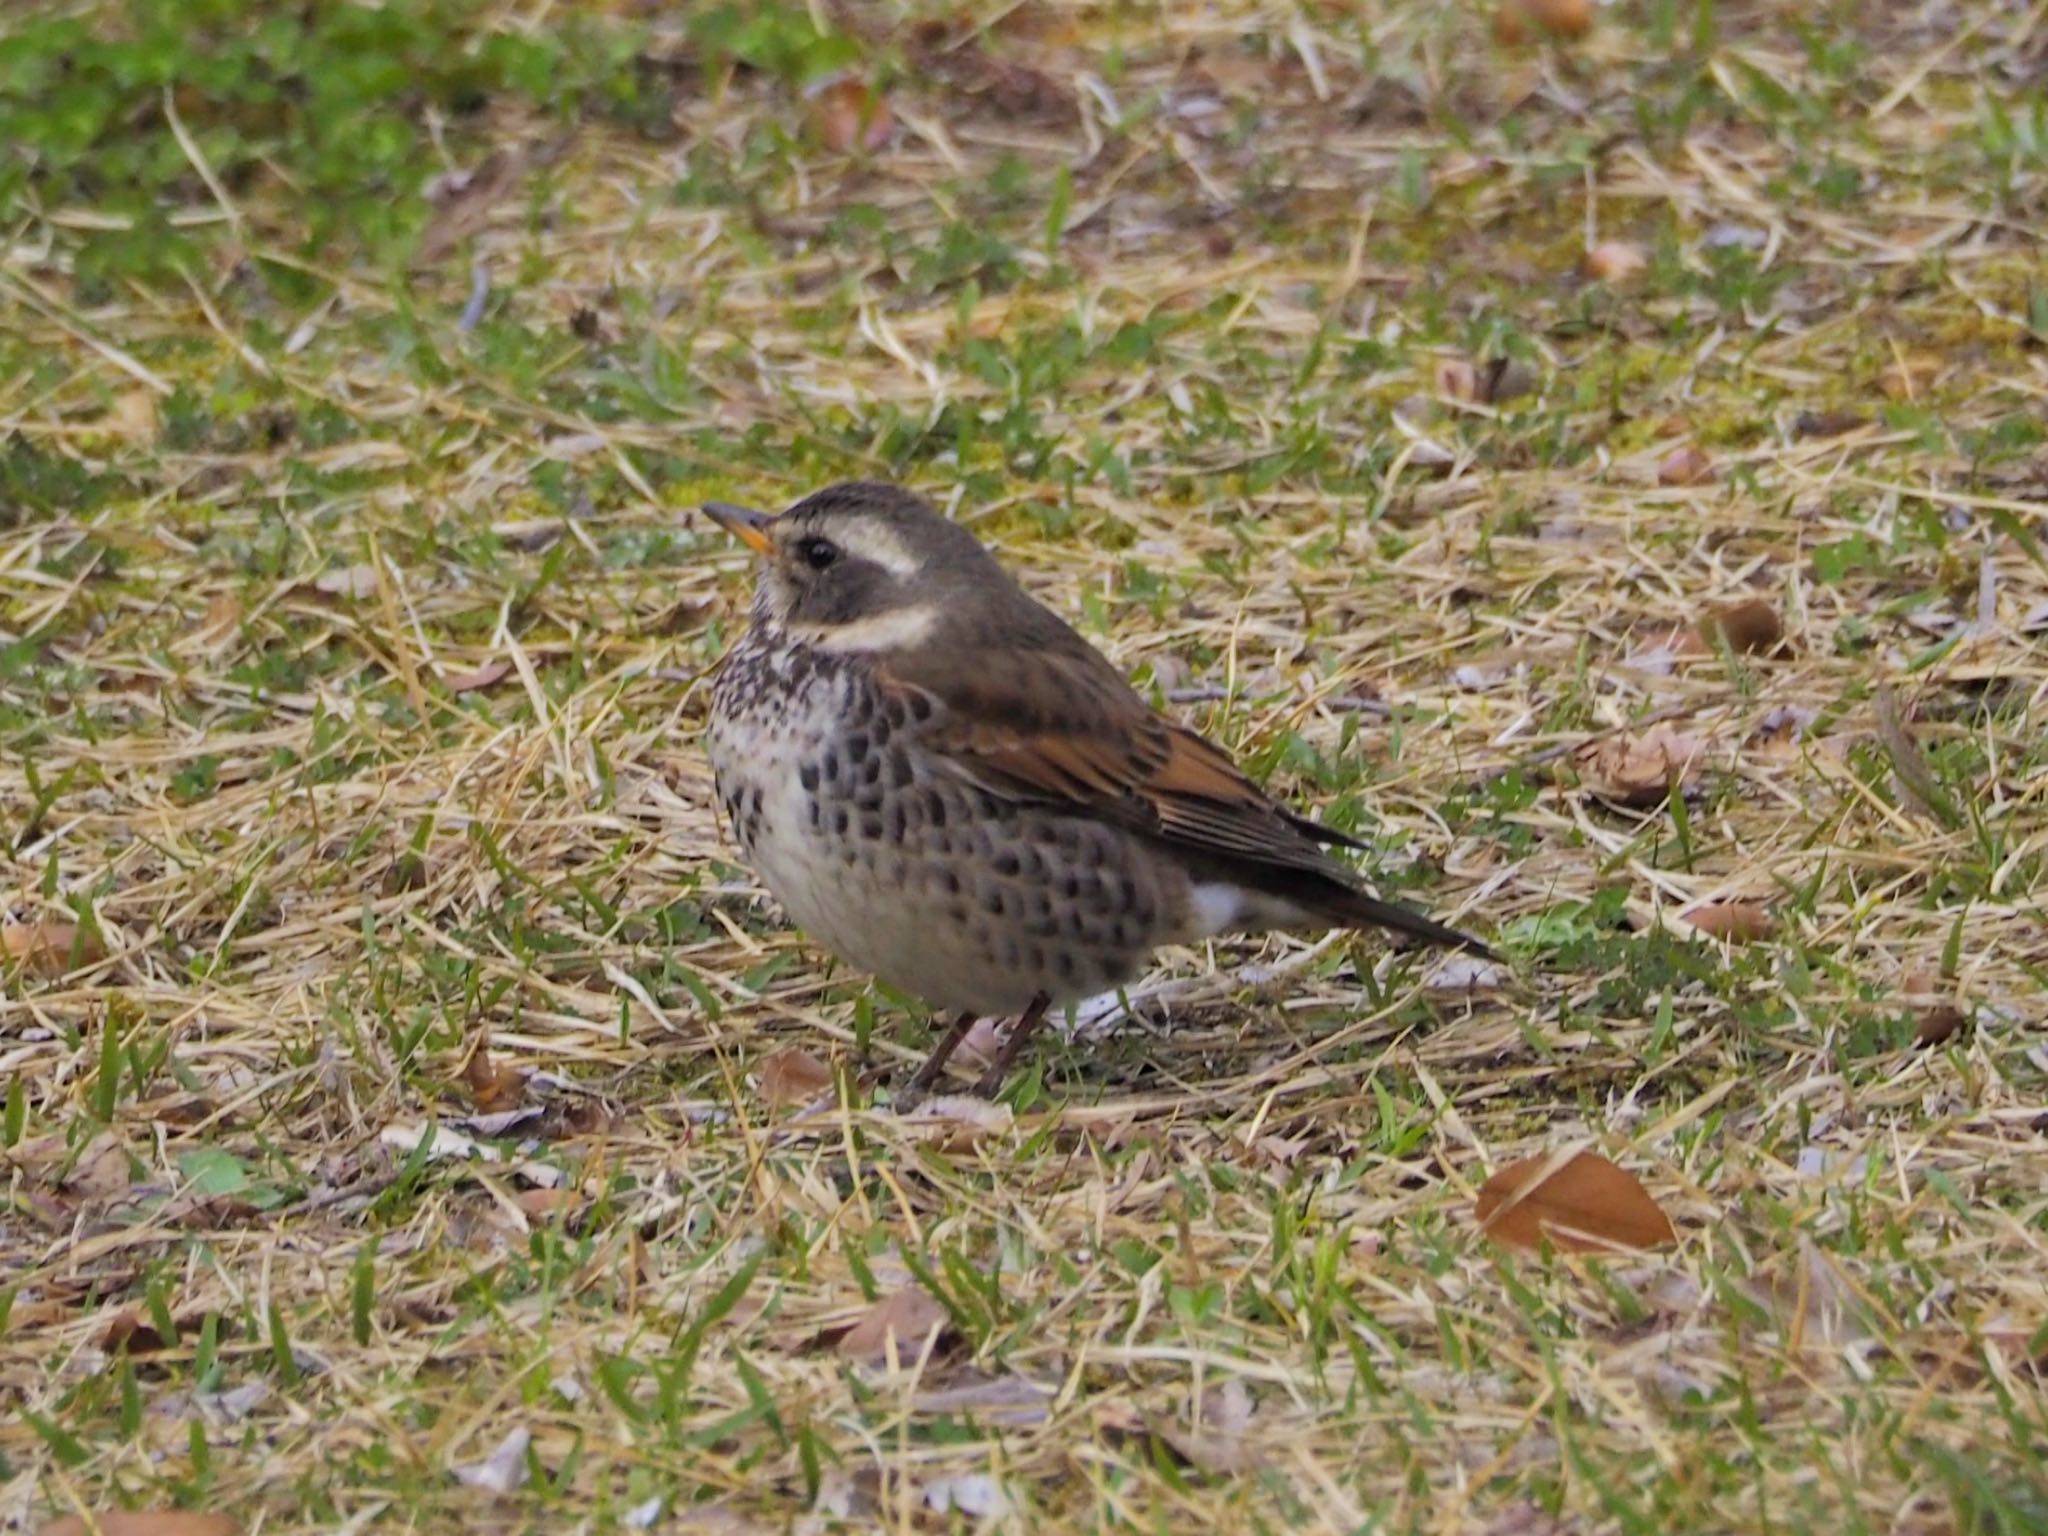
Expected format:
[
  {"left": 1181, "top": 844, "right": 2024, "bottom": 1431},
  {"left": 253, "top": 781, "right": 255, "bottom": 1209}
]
[{"left": 793, "top": 603, "right": 939, "bottom": 653}]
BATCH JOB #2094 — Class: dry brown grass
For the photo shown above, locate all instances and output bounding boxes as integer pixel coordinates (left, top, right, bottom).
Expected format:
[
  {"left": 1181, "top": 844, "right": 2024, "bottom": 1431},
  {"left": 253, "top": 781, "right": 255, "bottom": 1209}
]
[{"left": 4, "top": 2, "right": 2046, "bottom": 1532}]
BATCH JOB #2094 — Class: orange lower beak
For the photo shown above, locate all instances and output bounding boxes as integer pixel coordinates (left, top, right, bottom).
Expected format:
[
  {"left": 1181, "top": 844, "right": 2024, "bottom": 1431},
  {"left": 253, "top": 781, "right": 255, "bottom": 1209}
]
[{"left": 701, "top": 501, "right": 776, "bottom": 555}]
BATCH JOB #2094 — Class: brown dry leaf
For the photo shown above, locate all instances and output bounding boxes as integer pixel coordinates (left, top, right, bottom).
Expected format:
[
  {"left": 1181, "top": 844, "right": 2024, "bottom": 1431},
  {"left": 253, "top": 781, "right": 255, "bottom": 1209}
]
[
  {"left": 1681, "top": 902, "right": 1775, "bottom": 943},
  {"left": 191, "top": 592, "right": 242, "bottom": 648},
  {"left": 514, "top": 1187, "right": 583, "bottom": 1218},
  {"left": 100, "top": 1309, "right": 182, "bottom": 1355},
  {"left": 106, "top": 389, "right": 160, "bottom": 441},
  {"left": 312, "top": 563, "right": 381, "bottom": 600},
  {"left": 461, "top": 1039, "right": 526, "bottom": 1113},
  {"left": 1903, "top": 971, "right": 1969, "bottom": 1046},
  {"left": 418, "top": 148, "right": 527, "bottom": 264},
  {"left": 1476, "top": 1150, "right": 1677, "bottom": 1253},
  {"left": 899, "top": 1094, "right": 1015, "bottom": 1151},
  {"left": 1494, "top": 0, "right": 1593, "bottom": 43},
  {"left": 442, "top": 658, "right": 511, "bottom": 694},
  {"left": 833, "top": 1287, "right": 952, "bottom": 1365},
  {"left": 3, "top": 921, "right": 106, "bottom": 977},
  {"left": 1433, "top": 358, "right": 1478, "bottom": 402},
  {"left": 811, "top": 79, "right": 894, "bottom": 154},
  {"left": 69, "top": 1137, "right": 135, "bottom": 1199},
  {"left": 1874, "top": 685, "right": 1960, "bottom": 829},
  {"left": 1793, "top": 408, "right": 1866, "bottom": 440},
  {"left": 1697, "top": 598, "right": 1784, "bottom": 656},
  {"left": 1878, "top": 354, "right": 1941, "bottom": 402},
  {"left": 1657, "top": 445, "right": 1714, "bottom": 486},
  {"left": 757, "top": 1047, "right": 834, "bottom": 1107},
  {"left": 39, "top": 1517, "right": 238, "bottom": 1536},
  {"left": 1579, "top": 723, "right": 1705, "bottom": 807},
  {"left": 1581, "top": 241, "right": 1646, "bottom": 282}
]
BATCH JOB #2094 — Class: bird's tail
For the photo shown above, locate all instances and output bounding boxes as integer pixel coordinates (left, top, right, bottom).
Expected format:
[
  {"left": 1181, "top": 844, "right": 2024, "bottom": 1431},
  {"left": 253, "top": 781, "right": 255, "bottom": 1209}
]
[{"left": 1319, "top": 886, "right": 1496, "bottom": 960}]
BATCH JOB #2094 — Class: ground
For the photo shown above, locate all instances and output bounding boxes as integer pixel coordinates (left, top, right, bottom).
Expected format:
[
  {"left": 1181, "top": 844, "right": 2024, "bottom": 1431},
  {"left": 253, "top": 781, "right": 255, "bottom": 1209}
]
[{"left": 2, "top": 1, "right": 2046, "bottom": 1532}]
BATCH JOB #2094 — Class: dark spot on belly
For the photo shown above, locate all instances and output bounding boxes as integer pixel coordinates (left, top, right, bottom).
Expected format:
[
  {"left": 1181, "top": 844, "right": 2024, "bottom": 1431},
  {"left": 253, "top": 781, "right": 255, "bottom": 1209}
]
[
  {"left": 886, "top": 801, "right": 906, "bottom": 843},
  {"left": 1055, "top": 952, "right": 1076, "bottom": 980},
  {"left": 938, "top": 869, "right": 961, "bottom": 895},
  {"left": 808, "top": 799, "right": 823, "bottom": 830},
  {"left": 983, "top": 887, "right": 1007, "bottom": 916},
  {"left": 845, "top": 731, "right": 869, "bottom": 763},
  {"left": 887, "top": 750, "right": 913, "bottom": 788},
  {"left": 823, "top": 748, "right": 840, "bottom": 781},
  {"left": 993, "top": 850, "right": 1020, "bottom": 877},
  {"left": 923, "top": 789, "right": 947, "bottom": 826},
  {"left": 860, "top": 814, "right": 884, "bottom": 840},
  {"left": 799, "top": 762, "right": 819, "bottom": 792},
  {"left": 1061, "top": 875, "right": 1081, "bottom": 900},
  {"left": 1120, "top": 875, "right": 1139, "bottom": 908},
  {"left": 833, "top": 807, "right": 850, "bottom": 835}
]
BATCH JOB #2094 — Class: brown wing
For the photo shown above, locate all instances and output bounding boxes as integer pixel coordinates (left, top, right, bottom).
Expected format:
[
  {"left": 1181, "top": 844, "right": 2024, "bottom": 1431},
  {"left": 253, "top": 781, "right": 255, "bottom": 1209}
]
[{"left": 877, "top": 638, "right": 1353, "bottom": 882}]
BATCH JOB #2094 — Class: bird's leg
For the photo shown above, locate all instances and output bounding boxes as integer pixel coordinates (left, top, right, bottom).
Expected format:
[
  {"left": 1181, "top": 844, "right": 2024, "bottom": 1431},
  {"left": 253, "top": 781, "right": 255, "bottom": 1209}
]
[
  {"left": 904, "top": 1011, "right": 980, "bottom": 1096},
  {"left": 971, "top": 991, "right": 1053, "bottom": 1099}
]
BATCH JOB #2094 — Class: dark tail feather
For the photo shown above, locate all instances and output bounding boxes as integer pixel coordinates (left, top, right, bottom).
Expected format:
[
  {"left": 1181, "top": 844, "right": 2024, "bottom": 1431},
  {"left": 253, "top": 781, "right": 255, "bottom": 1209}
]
[{"left": 1323, "top": 886, "right": 1496, "bottom": 961}]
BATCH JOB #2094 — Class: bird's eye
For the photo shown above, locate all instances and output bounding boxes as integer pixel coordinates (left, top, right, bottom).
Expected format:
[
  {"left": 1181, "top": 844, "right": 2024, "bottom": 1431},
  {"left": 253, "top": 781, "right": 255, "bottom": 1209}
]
[{"left": 798, "top": 537, "right": 840, "bottom": 571}]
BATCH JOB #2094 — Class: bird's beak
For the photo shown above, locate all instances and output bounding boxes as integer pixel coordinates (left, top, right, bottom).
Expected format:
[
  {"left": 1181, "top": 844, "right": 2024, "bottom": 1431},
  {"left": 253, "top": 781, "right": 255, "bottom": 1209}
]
[{"left": 701, "top": 501, "right": 777, "bottom": 556}]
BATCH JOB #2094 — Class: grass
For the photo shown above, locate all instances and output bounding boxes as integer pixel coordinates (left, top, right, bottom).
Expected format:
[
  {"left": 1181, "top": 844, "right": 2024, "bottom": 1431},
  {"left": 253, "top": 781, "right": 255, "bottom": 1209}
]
[{"left": 3, "top": 0, "right": 2046, "bottom": 1531}]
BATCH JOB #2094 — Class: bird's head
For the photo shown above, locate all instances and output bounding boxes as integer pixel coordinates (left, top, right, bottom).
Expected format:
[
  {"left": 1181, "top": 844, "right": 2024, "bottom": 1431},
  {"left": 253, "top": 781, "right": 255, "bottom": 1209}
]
[{"left": 701, "top": 481, "right": 1009, "bottom": 653}]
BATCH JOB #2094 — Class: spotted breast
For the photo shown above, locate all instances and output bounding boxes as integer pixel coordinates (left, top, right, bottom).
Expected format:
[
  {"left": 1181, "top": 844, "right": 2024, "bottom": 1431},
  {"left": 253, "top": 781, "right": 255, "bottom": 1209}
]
[{"left": 706, "top": 620, "right": 1194, "bottom": 1018}]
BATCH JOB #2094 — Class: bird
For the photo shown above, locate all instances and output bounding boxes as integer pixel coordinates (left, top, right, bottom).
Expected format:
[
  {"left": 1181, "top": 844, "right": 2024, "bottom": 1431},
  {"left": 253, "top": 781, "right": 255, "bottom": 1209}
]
[{"left": 699, "top": 481, "right": 1492, "bottom": 1098}]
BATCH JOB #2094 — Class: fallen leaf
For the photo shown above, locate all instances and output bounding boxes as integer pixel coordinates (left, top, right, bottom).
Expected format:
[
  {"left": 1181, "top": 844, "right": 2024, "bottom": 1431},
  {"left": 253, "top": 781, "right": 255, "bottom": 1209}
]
[
  {"left": 190, "top": 592, "right": 242, "bottom": 649},
  {"left": 923, "top": 1473, "right": 1010, "bottom": 1518},
  {"left": 1747, "top": 1235, "right": 1872, "bottom": 1350},
  {"left": 514, "top": 1187, "right": 583, "bottom": 1218},
  {"left": 452, "top": 1425, "right": 530, "bottom": 1494},
  {"left": 1874, "top": 685, "right": 1960, "bottom": 829},
  {"left": 811, "top": 79, "right": 893, "bottom": 154},
  {"left": 418, "top": 149, "right": 527, "bottom": 264},
  {"left": 69, "top": 1137, "right": 135, "bottom": 1199},
  {"left": 1434, "top": 358, "right": 1479, "bottom": 402},
  {"left": 1913, "top": 1002, "right": 1968, "bottom": 1046},
  {"left": 461, "top": 1039, "right": 526, "bottom": 1113},
  {"left": 832, "top": 1287, "right": 952, "bottom": 1366},
  {"left": 311, "top": 563, "right": 380, "bottom": 600},
  {"left": 1878, "top": 354, "right": 1941, "bottom": 402},
  {"left": 442, "top": 658, "right": 511, "bottom": 694},
  {"left": 1494, "top": 0, "right": 1593, "bottom": 42},
  {"left": 3, "top": 921, "right": 106, "bottom": 977},
  {"left": 1579, "top": 723, "right": 1705, "bottom": 808},
  {"left": 1792, "top": 408, "right": 1866, "bottom": 440},
  {"left": 1657, "top": 445, "right": 1714, "bottom": 486},
  {"left": 1681, "top": 902, "right": 1775, "bottom": 943},
  {"left": 1146, "top": 1380, "right": 1261, "bottom": 1475},
  {"left": 105, "top": 389, "right": 160, "bottom": 441},
  {"left": 910, "top": 1370, "right": 1056, "bottom": 1424},
  {"left": 1902, "top": 971, "right": 1969, "bottom": 1046},
  {"left": 757, "top": 1047, "right": 833, "bottom": 1107},
  {"left": 898, "top": 1094, "right": 1014, "bottom": 1151},
  {"left": 38, "top": 1517, "right": 237, "bottom": 1536},
  {"left": 1581, "top": 241, "right": 1646, "bottom": 282},
  {"left": 1476, "top": 1150, "right": 1677, "bottom": 1253},
  {"left": 1696, "top": 598, "right": 1784, "bottom": 656}
]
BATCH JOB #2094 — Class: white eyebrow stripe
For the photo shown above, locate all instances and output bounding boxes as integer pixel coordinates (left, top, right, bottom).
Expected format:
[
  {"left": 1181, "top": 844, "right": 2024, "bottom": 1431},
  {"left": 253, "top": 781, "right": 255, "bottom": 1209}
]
[
  {"left": 843, "top": 519, "right": 922, "bottom": 579},
  {"left": 791, "top": 603, "right": 938, "bottom": 653}
]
